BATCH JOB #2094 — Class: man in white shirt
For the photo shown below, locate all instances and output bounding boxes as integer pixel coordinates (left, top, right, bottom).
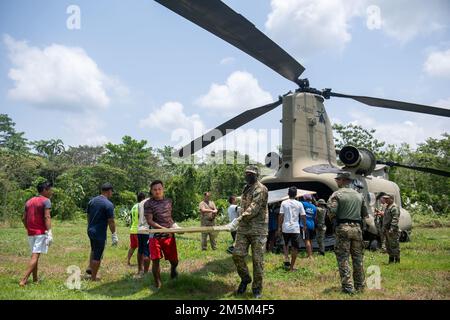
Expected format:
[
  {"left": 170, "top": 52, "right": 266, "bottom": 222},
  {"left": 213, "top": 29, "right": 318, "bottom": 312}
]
[
  {"left": 277, "top": 187, "right": 307, "bottom": 271},
  {"left": 136, "top": 195, "right": 151, "bottom": 277},
  {"left": 227, "top": 195, "right": 240, "bottom": 254}
]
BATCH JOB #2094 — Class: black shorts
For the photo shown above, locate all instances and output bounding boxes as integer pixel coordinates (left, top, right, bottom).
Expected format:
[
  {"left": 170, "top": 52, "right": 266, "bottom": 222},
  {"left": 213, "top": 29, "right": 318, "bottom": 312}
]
[
  {"left": 89, "top": 238, "right": 106, "bottom": 261},
  {"left": 267, "top": 230, "right": 276, "bottom": 242},
  {"left": 137, "top": 234, "right": 150, "bottom": 257},
  {"left": 282, "top": 233, "right": 302, "bottom": 249},
  {"left": 302, "top": 228, "right": 315, "bottom": 240}
]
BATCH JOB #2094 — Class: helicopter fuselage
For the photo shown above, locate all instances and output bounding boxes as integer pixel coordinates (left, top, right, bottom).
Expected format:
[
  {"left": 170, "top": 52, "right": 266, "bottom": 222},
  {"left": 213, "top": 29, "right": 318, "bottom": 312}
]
[{"left": 261, "top": 91, "right": 412, "bottom": 246}]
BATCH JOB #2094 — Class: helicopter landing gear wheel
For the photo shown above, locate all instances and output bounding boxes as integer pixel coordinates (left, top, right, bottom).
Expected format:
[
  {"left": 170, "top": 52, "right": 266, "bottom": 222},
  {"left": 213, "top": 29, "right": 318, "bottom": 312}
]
[
  {"left": 400, "top": 231, "right": 410, "bottom": 242},
  {"left": 369, "top": 239, "right": 378, "bottom": 251}
]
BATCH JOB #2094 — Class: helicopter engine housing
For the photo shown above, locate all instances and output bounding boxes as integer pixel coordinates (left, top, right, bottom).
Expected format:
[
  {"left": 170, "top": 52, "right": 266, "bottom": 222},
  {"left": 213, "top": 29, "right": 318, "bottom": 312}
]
[{"left": 339, "top": 146, "right": 376, "bottom": 176}]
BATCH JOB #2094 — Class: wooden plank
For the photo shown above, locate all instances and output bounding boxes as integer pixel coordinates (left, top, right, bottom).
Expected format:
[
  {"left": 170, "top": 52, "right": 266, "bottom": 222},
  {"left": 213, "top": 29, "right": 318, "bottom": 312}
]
[{"left": 137, "top": 225, "right": 231, "bottom": 234}]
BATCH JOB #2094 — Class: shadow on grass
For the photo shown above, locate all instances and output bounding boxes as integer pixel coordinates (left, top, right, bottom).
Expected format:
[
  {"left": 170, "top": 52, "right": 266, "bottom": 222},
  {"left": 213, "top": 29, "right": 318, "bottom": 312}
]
[
  {"left": 195, "top": 255, "right": 236, "bottom": 276},
  {"left": 322, "top": 286, "right": 343, "bottom": 295},
  {"left": 87, "top": 259, "right": 237, "bottom": 299},
  {"left": 142, "top": 273, "right": 235, "bottom": 300},
  {"left": 86, "top": 273, "right": 151, "bottom": 298}
]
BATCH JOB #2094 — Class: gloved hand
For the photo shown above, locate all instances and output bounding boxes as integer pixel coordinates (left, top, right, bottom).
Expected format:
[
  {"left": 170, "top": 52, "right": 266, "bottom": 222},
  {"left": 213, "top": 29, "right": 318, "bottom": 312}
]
[
  {"left": 111, "top": 232, "right": 119, "bottom": 246},
  {"left": 171, "top": 222, "right": 184, "bottom": 234},
  {"left": 228, "top": 217, "right": 241, "bottom": 232},
  {"left": 45, "top": 229, "right": 53, "bottom": 247}
]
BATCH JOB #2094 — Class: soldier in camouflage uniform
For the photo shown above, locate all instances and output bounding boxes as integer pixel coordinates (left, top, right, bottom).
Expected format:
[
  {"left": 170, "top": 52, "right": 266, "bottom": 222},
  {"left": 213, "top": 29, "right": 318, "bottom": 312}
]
[
  {"left": 199, "top": 192, "right": 218, "bottom": 250},
  {"left": 316, "top": 199, "right": 328, "bottom": 256},
  {"left": 232, "top": 165, "right": 268, "bottom": 299},
  {"left": 381, "top": 194, "right": 400, "bottom": 263},
  {"left": 374, "top": 193, "right": 387, "bottom": 252},
  {"left": 328, "top": 172, "right": 368, "bottom": 294}
]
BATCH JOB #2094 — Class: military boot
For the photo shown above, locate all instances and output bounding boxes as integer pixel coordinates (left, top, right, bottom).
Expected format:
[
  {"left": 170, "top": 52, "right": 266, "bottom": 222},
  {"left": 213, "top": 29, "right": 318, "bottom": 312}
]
[
  {"left": 394, "top": 256, "right": 400, "bottom": 263},
  {"left": 355, "top": 285, "right": 365, "bottom": 293},
  {"left": 388, "top": 256, "right": 394, "bottom": 264},
  {"left": 252, "top": 288, "right": 262, "bottom": 299},
  {"left": 236, "top": 279, "right": 252, "bottom": 295},
  {"left": 342, "top": 287, "right": 355, "bottom": 295}
]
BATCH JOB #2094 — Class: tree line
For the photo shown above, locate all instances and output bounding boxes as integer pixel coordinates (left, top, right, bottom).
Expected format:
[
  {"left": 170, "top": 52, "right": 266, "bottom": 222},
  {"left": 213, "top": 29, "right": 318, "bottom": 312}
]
[{"left": 0, "top": 114, "right": 448, "bottom": 225}]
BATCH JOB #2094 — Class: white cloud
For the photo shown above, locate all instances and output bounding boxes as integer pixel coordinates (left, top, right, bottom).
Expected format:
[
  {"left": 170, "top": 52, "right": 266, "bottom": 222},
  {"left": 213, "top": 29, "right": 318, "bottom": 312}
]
[
  {"left": 64, "top": 115, "right": 108, "bottom": 146},
  {"left": 264, "top": 0, "right": 449, "bottom": 56},
  {"left": 201, "top": 128, "right": 280, "bottom": 164},
  {"left": 219, "top": 57, "right": 235, "bottom": 65},
  {"left": 265, "top": 0, "right": 364, "bottom": 56},
  {"left": 424, "top": 49, "right": 450, "bottom": 78},
  {"left": 370, "top": 0, "right": 449, "bottom": 43},
  {"left": 346, "top": 107, "right": 450, "bottom": 147},
  {"left": 195, "top": 71, "right": 273, "bottom": 115},
  {"left": 139, "top": 101, "right": 205, "bottom": 133},
  {"left": 4, "top": 34, "right": 128, "bottom": 111},
  {"left": 434, "top": 97, "right": 450, "bottom": 108},
  {"left": 139, "top": 101, "right": 277, "bottom": 163}
]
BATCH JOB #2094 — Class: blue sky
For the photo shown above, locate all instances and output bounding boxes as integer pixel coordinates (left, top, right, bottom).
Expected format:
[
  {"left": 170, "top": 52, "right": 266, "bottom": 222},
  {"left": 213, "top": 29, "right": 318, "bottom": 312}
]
[{"left": 1, "top": 0, "right": 449, "bottom": 161}]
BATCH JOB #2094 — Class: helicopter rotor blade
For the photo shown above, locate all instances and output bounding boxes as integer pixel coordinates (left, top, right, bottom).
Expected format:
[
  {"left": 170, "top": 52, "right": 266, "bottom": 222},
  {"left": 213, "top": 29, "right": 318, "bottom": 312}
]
[
  {"left": 174, "top": 98, "right": 283, "bottom": 158},
  {"left": 326, "top": 91, "right": 450, "bottom": 118},
  {"left": 377, "top": 160, "right": 450, "bottom": 177},
  {"left": 154, "top": 0, "right": 305, "bottom": 84}
]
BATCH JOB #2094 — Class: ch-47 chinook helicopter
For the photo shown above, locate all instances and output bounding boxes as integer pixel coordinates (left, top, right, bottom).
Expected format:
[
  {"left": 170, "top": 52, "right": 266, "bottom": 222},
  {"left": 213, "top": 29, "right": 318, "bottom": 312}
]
[{"left": 154, "top": 0, "right": 450, "bottom": 249}]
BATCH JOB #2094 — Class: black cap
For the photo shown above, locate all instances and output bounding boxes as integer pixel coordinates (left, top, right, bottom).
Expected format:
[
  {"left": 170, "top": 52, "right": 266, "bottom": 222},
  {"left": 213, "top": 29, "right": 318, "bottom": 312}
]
[{"left": 101, "top": 182, "right": 114, "bottom": 192}]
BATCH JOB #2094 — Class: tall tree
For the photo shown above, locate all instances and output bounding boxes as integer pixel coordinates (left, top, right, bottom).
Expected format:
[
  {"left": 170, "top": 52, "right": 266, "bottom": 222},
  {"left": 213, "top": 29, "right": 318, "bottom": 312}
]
[
  {"left": 384, "top": 135, "right": 450, "bottom": 214},
  {"left": 31, "top": 139, "right": 65, "bottom": 160},
  {"left": 165, "top": 165, "right": 199, "bottom": 221},
  {"left": 64, "top": 145, "right": 105, "bottom": 166},
  {"left": 101, "top": 136, "right": 158, "bottom": 192},
  {"left": 332, "top": 123, "right": 385, "bottom": 156},
  {"left": 0, "top": 114, "right": 29, "bottom": 153},
  {"left": 31, "top": 139, "right": 67, "bottom": 185}
]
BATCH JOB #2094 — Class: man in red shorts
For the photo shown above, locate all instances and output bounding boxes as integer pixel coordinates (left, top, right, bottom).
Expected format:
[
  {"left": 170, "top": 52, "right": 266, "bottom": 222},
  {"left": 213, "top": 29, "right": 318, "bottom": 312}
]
[{"left": 144, "top": 180, "right": 178, "bottom": 289}]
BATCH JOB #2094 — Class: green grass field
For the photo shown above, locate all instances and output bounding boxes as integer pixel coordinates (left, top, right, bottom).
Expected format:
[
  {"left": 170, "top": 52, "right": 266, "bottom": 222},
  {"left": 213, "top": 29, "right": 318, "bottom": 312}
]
[{"left": 0, "top": 219, "right": 449, "bottom": 300}]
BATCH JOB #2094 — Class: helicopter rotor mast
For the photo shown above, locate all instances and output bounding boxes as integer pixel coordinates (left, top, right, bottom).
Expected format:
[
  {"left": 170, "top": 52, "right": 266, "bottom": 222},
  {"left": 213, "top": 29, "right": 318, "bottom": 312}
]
[{"left": 155, "top": 0, "right": 450, "bottom": 166}]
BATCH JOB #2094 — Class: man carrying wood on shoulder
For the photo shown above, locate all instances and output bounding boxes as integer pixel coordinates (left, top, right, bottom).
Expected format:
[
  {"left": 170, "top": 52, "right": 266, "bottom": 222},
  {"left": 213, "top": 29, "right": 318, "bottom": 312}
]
[{"left": 144, "top": 180, "right": 179, "bottom": 289}]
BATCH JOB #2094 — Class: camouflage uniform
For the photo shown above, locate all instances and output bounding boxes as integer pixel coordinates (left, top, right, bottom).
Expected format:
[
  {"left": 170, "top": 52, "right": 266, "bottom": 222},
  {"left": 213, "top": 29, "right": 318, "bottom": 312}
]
[
  {"left": 382, "top": 202, "right": 400, "bottom": 262},
  {"left": 233, "top": 177, "right": 268, "bottom": 293},
  {"left": 374, "top": 202, "right": 387, "bottom": 251},
  {"left": 316, "top": 203, "right": 327, "bottom": 254},
  {"left": 199, "top": 200, "right": 217, "bottom": 250},
  {"left": 328, "top": 177, "right": 368, "bottom": 293}
]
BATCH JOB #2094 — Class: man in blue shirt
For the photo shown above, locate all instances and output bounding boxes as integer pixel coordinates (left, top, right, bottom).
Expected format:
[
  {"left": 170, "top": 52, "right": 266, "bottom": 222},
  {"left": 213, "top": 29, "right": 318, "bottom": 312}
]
[
  {"left": 300, "top": 194, "right": 317, "bottom": 259},
  {"left": 85, "top": 183, "right": 118, "bottom": 281}
]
